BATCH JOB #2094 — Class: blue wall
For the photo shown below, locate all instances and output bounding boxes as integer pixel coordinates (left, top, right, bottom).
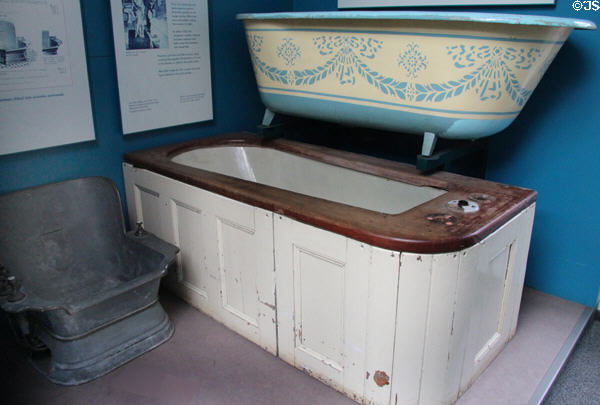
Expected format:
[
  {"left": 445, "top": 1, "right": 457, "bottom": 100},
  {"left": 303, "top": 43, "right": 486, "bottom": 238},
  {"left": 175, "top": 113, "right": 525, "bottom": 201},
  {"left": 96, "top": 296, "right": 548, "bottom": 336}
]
[
  {"left": 292, "top": 0, "right": 600, "bottom": 306},
  {"left": 483, "top": 5, "right": 600, "bottom": 307},
  {"left": 0, "top": 0, "right": 292, "bottom": 196}
]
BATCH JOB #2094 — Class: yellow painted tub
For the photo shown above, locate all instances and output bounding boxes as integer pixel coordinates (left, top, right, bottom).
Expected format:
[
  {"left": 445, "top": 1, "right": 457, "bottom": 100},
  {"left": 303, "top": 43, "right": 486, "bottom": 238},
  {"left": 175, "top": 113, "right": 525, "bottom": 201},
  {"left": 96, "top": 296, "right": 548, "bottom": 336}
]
[{"left": 238, "top": 12, "right": 595, "bottom": 146}]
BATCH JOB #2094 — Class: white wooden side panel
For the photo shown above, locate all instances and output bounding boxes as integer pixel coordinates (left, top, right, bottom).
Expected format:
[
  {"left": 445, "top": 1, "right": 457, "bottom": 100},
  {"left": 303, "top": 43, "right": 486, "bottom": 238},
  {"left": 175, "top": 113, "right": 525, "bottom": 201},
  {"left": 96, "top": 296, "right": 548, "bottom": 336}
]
[
  {"left": 506, "top": 204, "right": 535, "bottom": 338},
  {"left": 343, "top": 240, "right": 371, "bottom": 402},
  {"left": 216, "top": 206, "right": 257, "bottom": 324},
  {"left": 122, "top": 165, "right": 175, "bottom": 243},
  {"left": 166, "top": 179, "right": 214, "bottom": 312},
  {"left": 274, "top": 215, "right": 398, "bottom": 404},
  {"left": 392, "top": 208, "right": 533, "bottom": 405},
  {"left": 122, "top": 166, "right": 277, "bottom": 354},
  {"left": 443, "top": 243, "right": 480, "bottom": 403},
  {"left": 295, "top": 247, "right": 345, "bottom": 370},
  {"left": 459, "top": 206, "right": 535, "bottom": 392},
  {"left": 124, "top": 167, "right": 213, "bottom": 311},
  {"left": 275, "top": 215, "right": 349, "bottom": 391},
  {"left": 134, "top": 181, "right": 164, "bottom": 236},
  {"left": 171, "top": 199, "right": 210, "bottom": 307},
  {"left": 273, "top": 215, "right": 295, "bottom": 365},
  {"left": 362, "top": 244, "right": 400, "bottom": 405},
  {"left": 214, "top": 207, "right": 276, "bottom": 353},
  {"left": 253, "top": 209, "right": 278, "bottom": 353},
  {"left": 391, "top": 254, "right": 432, "bottom": 405},
  {"left": 419, "top": 253, "right": 460, "bottom": 405}
]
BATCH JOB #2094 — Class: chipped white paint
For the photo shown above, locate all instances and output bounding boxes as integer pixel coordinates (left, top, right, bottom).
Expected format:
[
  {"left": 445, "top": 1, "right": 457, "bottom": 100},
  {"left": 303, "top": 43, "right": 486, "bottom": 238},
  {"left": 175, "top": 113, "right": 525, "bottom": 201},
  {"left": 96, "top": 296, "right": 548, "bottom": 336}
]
[
  {"left": 459, "top": 204, "right": 535, "bottom": 394},
  {"left": 123, "top": 164, "right": 277, "bottom": 354},
  {"left": 274, "top": 216, "right": 398, "bottom": 402},
  {"left": 391, "top": 204, "right": 535, "bottom": 405},
  {"left": 392, "top": 252, "right": 433, "bottom": 405},
  {"left": 123, "top": 163, "right": 535, "bottom": 405}
]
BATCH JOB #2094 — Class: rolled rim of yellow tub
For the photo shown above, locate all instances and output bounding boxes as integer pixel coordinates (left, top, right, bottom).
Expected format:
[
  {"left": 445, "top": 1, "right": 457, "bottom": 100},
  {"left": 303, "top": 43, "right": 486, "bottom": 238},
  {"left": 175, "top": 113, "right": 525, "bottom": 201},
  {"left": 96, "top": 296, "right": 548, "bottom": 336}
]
[{"left": 236, "top": 11, "right": 596, "bottom": 30}]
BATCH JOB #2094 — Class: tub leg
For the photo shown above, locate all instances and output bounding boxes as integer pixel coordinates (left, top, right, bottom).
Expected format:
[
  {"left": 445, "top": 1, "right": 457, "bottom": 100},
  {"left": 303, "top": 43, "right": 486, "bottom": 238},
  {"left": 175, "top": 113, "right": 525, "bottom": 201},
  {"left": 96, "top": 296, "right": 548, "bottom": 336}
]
[
  {"left": 262, "top": 108, "right": 276, "bottom": 126},
  {"left": 421, "top": 132, "right": 438, "bottom": 157}
]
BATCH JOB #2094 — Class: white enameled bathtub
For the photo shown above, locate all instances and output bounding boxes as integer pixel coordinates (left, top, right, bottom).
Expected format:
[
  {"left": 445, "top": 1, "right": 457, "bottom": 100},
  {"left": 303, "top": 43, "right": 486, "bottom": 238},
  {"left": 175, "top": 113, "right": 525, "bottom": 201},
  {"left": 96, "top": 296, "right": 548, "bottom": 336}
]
[
  {"left": 171, "top": 145, "right": 447, "bottom": 214},
  {"left": 123, "top": 134, "right": 536, "bottom": 405}
]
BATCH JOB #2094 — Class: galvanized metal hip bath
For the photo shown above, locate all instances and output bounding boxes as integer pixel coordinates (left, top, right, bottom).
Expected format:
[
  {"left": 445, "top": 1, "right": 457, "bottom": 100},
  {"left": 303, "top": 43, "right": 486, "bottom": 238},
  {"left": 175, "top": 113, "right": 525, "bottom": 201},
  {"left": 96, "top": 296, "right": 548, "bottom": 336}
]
[{"left": 0, "top": 177, "right": 178, "bottom": 385}]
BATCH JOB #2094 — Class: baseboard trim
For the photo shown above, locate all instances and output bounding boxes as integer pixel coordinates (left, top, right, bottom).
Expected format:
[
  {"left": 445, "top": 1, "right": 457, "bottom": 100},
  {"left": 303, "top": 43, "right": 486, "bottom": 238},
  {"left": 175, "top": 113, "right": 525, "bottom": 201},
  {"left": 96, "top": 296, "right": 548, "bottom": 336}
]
[{"left": 527, "top": 306, "right": 596, "bottom": 405}]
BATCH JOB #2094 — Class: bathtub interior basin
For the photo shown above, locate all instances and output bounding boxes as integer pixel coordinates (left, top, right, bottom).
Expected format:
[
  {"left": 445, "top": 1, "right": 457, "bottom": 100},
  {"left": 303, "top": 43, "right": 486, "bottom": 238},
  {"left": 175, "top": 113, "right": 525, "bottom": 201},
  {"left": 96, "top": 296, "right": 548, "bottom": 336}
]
[
  {"left": 238, "top": 12, "right": 595, "bottom": 154},
  {"left": 0, "top": 177, "right": 179, "bottom": 385},
  {"left": 172, "top": 145, "right": 446, "bottom": 214}
]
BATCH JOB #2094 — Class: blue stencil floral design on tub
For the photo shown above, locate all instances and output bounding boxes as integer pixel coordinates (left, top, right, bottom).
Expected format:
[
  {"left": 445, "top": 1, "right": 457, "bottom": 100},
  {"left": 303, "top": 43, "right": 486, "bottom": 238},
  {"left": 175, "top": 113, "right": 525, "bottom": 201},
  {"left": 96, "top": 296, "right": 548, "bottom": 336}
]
[
  {"left": 445, "top": 45, "right": 542, "bottom": 105},
  {"left": 277, "top": 38, "right": 301, "bottom": 66},
  {"left": 247, "top": 33, "right": 541, "bottom": 106},
  {"left": 312, "top": 36, "right": 382, "bottom": 84},
  {"left": 250, "top": 35, "right": 263, "bottom": 54},
  {"left": 398, "top": 43, "right": 428, "bottom": 79}
]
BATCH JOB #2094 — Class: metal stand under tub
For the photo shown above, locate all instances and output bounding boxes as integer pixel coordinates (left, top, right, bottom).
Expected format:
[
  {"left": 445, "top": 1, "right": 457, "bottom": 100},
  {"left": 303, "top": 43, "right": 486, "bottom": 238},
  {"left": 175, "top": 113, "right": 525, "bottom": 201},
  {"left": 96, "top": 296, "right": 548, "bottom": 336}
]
[
  {"left": 0, "top": 177, "right": 178, "bottom": 385},
  {"left": 257, "top": 109, "right": 490, "bottom": 172}
]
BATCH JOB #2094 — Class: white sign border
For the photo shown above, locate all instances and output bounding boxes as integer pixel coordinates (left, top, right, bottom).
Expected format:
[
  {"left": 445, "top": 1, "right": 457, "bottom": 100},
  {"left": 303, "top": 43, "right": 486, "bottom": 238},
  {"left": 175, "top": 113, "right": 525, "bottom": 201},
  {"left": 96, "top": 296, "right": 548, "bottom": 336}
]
[
  {"left": 0, "top": 0, "right": 95, "bottom": 156},
  {"left": 109, "top": 0, "right": 213, "bottom": 135}
]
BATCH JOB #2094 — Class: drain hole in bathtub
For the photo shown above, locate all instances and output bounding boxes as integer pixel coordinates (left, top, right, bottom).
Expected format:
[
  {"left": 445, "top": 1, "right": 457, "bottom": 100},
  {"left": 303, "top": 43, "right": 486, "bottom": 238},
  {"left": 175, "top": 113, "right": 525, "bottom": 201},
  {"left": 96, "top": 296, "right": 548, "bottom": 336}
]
[
  {"left": 426, "top": 213, "right": 457, "bottom": 226},
  {"left": 447, "top": 199, "right": 479, "bottom": 213}
]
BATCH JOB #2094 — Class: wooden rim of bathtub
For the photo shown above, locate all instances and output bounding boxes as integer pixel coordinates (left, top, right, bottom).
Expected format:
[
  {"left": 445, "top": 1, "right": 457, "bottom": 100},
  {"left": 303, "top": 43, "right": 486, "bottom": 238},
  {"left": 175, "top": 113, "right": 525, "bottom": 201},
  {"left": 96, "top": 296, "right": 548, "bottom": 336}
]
[{"left": 124, "top": 132, "right": 537, "bottom": 254}]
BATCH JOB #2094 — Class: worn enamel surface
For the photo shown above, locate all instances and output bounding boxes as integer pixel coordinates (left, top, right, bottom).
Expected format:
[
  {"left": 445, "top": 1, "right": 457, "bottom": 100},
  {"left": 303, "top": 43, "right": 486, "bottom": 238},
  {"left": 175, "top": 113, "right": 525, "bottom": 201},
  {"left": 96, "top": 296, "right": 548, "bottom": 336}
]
[
  {"left": 123, "top": 161, "right": 535, "bottom": 404},
  {"left": 172, "top": 145, "right": 446, "bottom": 214},
  {"left": 238, "top": 12, "right": 595, "bottom": 139}
]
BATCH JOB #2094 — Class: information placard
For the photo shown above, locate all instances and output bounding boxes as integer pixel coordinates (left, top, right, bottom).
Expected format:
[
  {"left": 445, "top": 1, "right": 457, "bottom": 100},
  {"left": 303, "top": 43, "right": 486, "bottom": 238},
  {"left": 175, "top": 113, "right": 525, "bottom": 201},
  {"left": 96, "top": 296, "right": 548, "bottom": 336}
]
[
  {"left": 0, "top": 0, "right": 95, "bottom": 156},
  {"left": 110, "top": 0, "right": 213, "bottom": 134}
]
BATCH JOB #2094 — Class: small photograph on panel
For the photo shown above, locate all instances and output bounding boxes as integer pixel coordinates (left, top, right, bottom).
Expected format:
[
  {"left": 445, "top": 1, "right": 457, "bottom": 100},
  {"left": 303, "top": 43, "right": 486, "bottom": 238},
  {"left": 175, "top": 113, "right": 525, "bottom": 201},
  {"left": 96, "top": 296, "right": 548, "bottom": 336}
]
[
  {"left": 41, "top": 30, "right": 62, "bottom": 55},
  {"left": 122, "top": 0, "right": 168, "bottom": 50},
  {"left": 0, "top": 20, "right": 30, "bottom": 66}
]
